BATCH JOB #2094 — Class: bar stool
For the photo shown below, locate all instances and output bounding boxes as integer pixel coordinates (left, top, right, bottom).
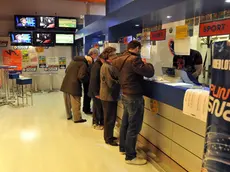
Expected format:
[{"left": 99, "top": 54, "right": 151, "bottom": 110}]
[
  {"left": 9, "top": 72, "right": 20, "bottom": 98},
  {"left": 16, "top": 77, "right": 33, "bottom": 106}
]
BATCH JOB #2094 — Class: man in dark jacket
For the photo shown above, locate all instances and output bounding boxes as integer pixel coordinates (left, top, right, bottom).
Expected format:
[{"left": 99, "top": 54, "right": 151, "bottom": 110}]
[
  {"left": 83, "top": 48, "right": 99, "bottom": 114},
  {"left": 113, "top": 40, "right": 155, "bottom": 165},
  {"left": 61, "top": 56, "right": 89, "bottom": 123},
  {"left": 88, "top": 57, "right": 104, "bottom": 130}
]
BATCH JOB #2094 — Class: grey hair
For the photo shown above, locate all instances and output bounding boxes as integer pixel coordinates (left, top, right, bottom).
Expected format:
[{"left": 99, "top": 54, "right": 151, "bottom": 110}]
[{"left": 88, "top": 48, "right": 99, "bottom": 56}]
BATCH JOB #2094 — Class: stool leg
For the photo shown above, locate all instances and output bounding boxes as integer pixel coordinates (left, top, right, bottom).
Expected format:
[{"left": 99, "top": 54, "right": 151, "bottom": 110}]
[
  {"left": 31, "top": 84, "right": 33, "bottom": 106},
  {"left": 26, "top": 85, "right": 28, "bottom": 105},
  {"left": 17, "top": 84, "right": 19, "bottom": 106},
  {"left": 22, "top": 85, "right": 24, "bottom": 107}
]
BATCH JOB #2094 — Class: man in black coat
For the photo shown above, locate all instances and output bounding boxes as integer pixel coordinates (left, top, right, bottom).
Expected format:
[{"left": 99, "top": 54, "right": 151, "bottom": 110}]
[
  {"left": 61, "top": 56, "right": 89, "bottom": 123},
  {"left": 83, "top": 48, "right": 99, "bottom": 114},
  {"left": 88, "top": 58, "right": 104, "bottom": 130}
]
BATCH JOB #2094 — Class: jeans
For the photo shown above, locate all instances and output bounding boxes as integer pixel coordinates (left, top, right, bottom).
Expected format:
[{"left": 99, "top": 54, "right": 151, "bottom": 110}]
[{"left": 119, "top": 95, "right": 144, "bottom": 160}]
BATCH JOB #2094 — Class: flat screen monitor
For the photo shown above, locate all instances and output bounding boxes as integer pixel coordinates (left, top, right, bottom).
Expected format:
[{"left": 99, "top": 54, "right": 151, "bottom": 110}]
[
  {"left": 10, "top": 32, "right": 32, "bottom": 45},
  {"left": 34, "top": 32, "right": 55, "bottom": 46},
  {"left": 55, "top": 33, "right": 74, "bottom": 45},
  {"left": 15, "top": 15, "right": 37, "bottom": 29},
  {"left": 58, "top": 18, "right": 77, "bottom": 29},
  {"left": 38, "top": 16, "right": 56, "bottom": 29}
]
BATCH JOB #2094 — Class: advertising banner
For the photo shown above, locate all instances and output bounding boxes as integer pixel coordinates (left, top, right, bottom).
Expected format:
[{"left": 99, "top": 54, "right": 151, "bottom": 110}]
[
  {"left": 202, "top": 41, "right": 230, "bottom": 172},
  {"left": 199, "top": 19, "right": 230, "bottom": 37},
  {"left": 39, "top": 56, "right": 46, "bottom": 68},
  {"left": 150, "top": 29, "right": 166, "bottom": 41},
  {"left": 2, "top": 50, "right": 22, "bottom": 71},
  {"left": 59, "top": 57, "right": 66, "bottom": 69}
]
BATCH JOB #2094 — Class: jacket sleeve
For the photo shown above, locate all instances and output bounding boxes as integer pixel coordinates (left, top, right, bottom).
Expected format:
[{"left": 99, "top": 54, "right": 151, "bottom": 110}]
[
  {"left": 78, "top": 64, "right": 89, "bottom": 83},
  {"left": 131, "top": 58, "right": 155, "bottom": 78},
  {"left": 106, "top": 66, "right": 119, "bottom": 88},
  {"left": 90, "top": 64, "right": 101, "bottom": 96}
]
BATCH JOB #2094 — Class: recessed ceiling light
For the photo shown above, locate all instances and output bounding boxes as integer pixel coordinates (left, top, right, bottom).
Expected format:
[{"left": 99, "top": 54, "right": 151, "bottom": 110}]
[
  {"left": 167, "top": 16, "right": 172, "bottom": 19},
  {"left": 135, "top": 24, "right": 140, "bottom": 27},
  {"left": 225, "top": 0, "right": 230, "bottom": 2}
]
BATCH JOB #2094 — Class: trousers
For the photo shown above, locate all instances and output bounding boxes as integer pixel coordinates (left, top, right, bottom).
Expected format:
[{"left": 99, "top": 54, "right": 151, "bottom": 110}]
[
  {"left": 92, "top": 97, "right": 104, "bottom": 125},
  {"left": 63, "top": 93, "right": 82, "bottom": 122},
  {"left": 83, "top": 82, "right": 91, "bottom": 113},
  {"left": 119, "top": 95, "right": 144, "bottom": 160},
  {"left": 102, "top": 101, "right": 117, "bottom": 143}
]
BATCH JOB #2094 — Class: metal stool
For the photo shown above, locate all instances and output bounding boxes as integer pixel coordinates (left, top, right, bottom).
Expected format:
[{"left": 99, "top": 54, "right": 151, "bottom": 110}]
[
  {"left": 9, "top": 72, "right": 20, "bottom": 98},
  {"left": 16, "top": 78, "right": 33, "bottom": 106}
]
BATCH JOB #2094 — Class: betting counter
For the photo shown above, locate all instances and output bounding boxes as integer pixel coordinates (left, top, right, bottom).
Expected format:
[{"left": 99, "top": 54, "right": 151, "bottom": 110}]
[{"left": 117, "top": 80, "right": 210, "bottom": 172}]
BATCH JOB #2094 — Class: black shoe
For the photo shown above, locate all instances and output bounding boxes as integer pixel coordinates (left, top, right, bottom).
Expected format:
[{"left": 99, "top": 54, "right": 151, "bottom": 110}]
[
  {"left": 74, "top": 119, "right": 87, "bottom": 123},
  {"left": 106, "top": 141, "right": 119, "bottom": 146},
  {"left": 112, "top": 137, "right": 118, "bottom": 141},
  {"left": 84, "top": 111, "right": 93, "bottom": 115},
  {"left": 67, "top": 117, "right": 72, "bottom": 120}
]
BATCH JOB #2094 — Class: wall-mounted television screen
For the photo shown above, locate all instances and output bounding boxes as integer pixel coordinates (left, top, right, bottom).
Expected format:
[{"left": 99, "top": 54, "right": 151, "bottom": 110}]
[
  {"left": 34, "top": 32, "right": 55, "bottom": 46},
  {"left": 38, "top": 16, "right": 56, "bottom": 29},
  {"left": 10, "top": 32, "right": 32, "bottom": 45},
  {"left": 15, "top": 15, "right": 37, "bottom": 29},
  {"left": 55, "top": 33, "right": 74, "bottom": 45},
  {"left": 58, "top": 18, "right": 77, "bottom": 29}
]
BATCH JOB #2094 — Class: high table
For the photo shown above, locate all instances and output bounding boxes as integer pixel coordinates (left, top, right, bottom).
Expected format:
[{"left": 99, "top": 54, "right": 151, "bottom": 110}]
[{"left": 0, "top": 65, "right": 17, "bottom": 105}]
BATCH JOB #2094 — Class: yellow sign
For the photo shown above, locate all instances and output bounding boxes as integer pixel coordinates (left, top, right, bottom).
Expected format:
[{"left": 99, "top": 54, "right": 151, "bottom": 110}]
[
  {"left": 176, "top": 25, "right": 188, "bottom": 39},
  {"left": 150, "top": 99, "right": 159, "bottom": 114}
]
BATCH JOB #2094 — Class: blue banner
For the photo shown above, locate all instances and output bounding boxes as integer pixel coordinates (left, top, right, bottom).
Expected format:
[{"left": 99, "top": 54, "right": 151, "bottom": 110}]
[{"left": 202, "top": 41, "right": 230, "bottom": 172}]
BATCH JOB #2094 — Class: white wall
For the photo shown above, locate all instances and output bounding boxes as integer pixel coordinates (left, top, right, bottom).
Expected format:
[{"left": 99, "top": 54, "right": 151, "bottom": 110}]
[{"left": 0, "top": 0, "right": 105, "bottom": 36}]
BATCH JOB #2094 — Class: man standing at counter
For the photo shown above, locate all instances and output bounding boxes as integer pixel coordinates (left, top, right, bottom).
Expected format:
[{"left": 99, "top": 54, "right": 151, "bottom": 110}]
[
  {"left": 113, "top": 41, "right": 155, "bottom": 165},
  {"left": 173, "top": 48, "right": 203, "bottom": 79}
]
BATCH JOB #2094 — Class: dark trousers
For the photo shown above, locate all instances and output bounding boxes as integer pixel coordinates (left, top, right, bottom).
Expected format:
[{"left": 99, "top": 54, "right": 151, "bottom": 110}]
[
  {"left": 93, "top": 98, "right": 104, "bottom": 125},
  {"left": 83, "top": 82, "right": 91, "bottom": 113},
  {"left": 119, "top": 95, "right": 144, "bottom": 160},
  {"left": 102, "top": 101, "right": 117, "bottom": 143}
]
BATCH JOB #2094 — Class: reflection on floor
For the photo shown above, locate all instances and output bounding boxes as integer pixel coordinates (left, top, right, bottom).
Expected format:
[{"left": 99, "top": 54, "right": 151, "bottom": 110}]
[{"left": 0, "top": 92, "right": 159, "bottom": 172}]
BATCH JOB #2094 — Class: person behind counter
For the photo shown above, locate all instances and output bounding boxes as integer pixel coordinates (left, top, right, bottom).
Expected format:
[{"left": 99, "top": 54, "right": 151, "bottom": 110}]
[
  {"left": 99, "top": 47, "right": 120, "bottom": 147},
  {"left": 173, "top": 48, "right": 203, "bottom": 79},
  {"left": 61, "top": 56, "right": 90, "bottom": 123},
  {"left": 88, "top": 51, "right": 104, "bottom": 130},
  {"left": 83, "top": 48, "right": 99, "bottom": 114},
  {"left": 113, "top": 40, "right": 155, "bottom": 165}
]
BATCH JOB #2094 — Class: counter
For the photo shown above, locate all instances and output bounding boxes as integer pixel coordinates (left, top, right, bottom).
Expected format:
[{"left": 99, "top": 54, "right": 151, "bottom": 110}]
[{"left": 117, "top": 81, "right": 209, "bottom": 172}]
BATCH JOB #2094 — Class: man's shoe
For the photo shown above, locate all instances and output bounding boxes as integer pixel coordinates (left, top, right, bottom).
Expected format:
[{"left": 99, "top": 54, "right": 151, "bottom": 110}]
[
  {"left": 125, "top": 158, "right": 147, "bottom": 165},
  {"left": 112, "top": 137, "right": 118, "bottom": 141},
  {"left": 106, "top": 141, "right": 119, "bottom": 146},
  {"left": 95, "top": 125, "right": 104, "bottom": 130},
  {"left": 74, "top": 119, "right": 87, "bottom": 123},
  {"left": 84, "top": 111, "right": 93, "bottom": 115},
  {"left": 67, "top": 117, "right": 72, "bottom": 120}
]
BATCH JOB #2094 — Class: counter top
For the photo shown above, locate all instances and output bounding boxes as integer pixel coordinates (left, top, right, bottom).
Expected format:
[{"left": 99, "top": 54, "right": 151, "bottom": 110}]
[{"left": 143, "top": 80, "right": 209, "bottom": 110}]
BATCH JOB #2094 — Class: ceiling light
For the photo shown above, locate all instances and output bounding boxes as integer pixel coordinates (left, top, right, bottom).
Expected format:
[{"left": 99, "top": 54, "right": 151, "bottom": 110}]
[
  {"left": 225, "top": 0, "right": 230, "bottom": 2},
  {"left": 135, "top": 24, "right": 140, "bottom": 27},
  {"left": 167, "top": 16, "right": 172, "bottom": 19}
]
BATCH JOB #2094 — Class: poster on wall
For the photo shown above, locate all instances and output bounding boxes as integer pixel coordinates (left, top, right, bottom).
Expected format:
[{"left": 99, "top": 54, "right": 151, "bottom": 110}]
[
  {"left": 202, "top": 41, "right": 230, "bottom": 172},
  {"left": 39, "top": 56, "right": 46, "bottom": 68},
  {"left": 22, "top": 50, "right": 29, "bottom": 63},
  {"left": 2, "top": 50, "right": 22, "bottom": 71},
  {"left": 59, "top": 57, "right": 66, "bottom": 69},
  {"left": 23, "top": 65, "right": 37, "bottom": 72},
  {"left": 45, "top": 57, "right": 59, "bottom": 72}
]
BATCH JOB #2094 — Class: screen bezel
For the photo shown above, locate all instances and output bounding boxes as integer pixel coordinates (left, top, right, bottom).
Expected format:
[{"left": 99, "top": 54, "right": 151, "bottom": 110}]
[
  {"left": 37, "top": 16, "right": 57, "bottom": 29},
  {"left": 9, "top": 32, "right": 33, "bottom": 46},
  {"left": 14, "top": 15, "right": 37, "bottom": 30},
  {"left": 33, "top": 32, "right": 55, "bottom": 47},
  {"left": 57, "top": 17, "right": 77, "bottom": 29},
  {"left": 55, "top": 33, "right": 75, "bottom": 46}
]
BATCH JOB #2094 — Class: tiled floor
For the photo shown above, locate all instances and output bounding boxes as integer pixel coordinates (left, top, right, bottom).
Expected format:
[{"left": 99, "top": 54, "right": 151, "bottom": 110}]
[{"left": 0, "top": 92, "right": 159, "bottom": 172}]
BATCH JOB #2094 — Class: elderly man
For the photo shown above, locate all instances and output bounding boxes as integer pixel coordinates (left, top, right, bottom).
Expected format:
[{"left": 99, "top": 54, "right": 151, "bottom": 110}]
[
  {"left": 83, "top": 48, "right": 99, "bottom": 114},
  {"left": 61, "top": 55, "right": 92, "bottom": 123}
]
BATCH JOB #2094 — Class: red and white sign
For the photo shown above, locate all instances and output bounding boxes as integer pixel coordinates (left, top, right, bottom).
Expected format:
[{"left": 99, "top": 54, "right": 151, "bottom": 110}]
[
  {"left": 150, "top": 29, "right": 166, "bottom": 41},
  {"left": 199, "top": 19, "right": 230, "bottom": 37}
]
